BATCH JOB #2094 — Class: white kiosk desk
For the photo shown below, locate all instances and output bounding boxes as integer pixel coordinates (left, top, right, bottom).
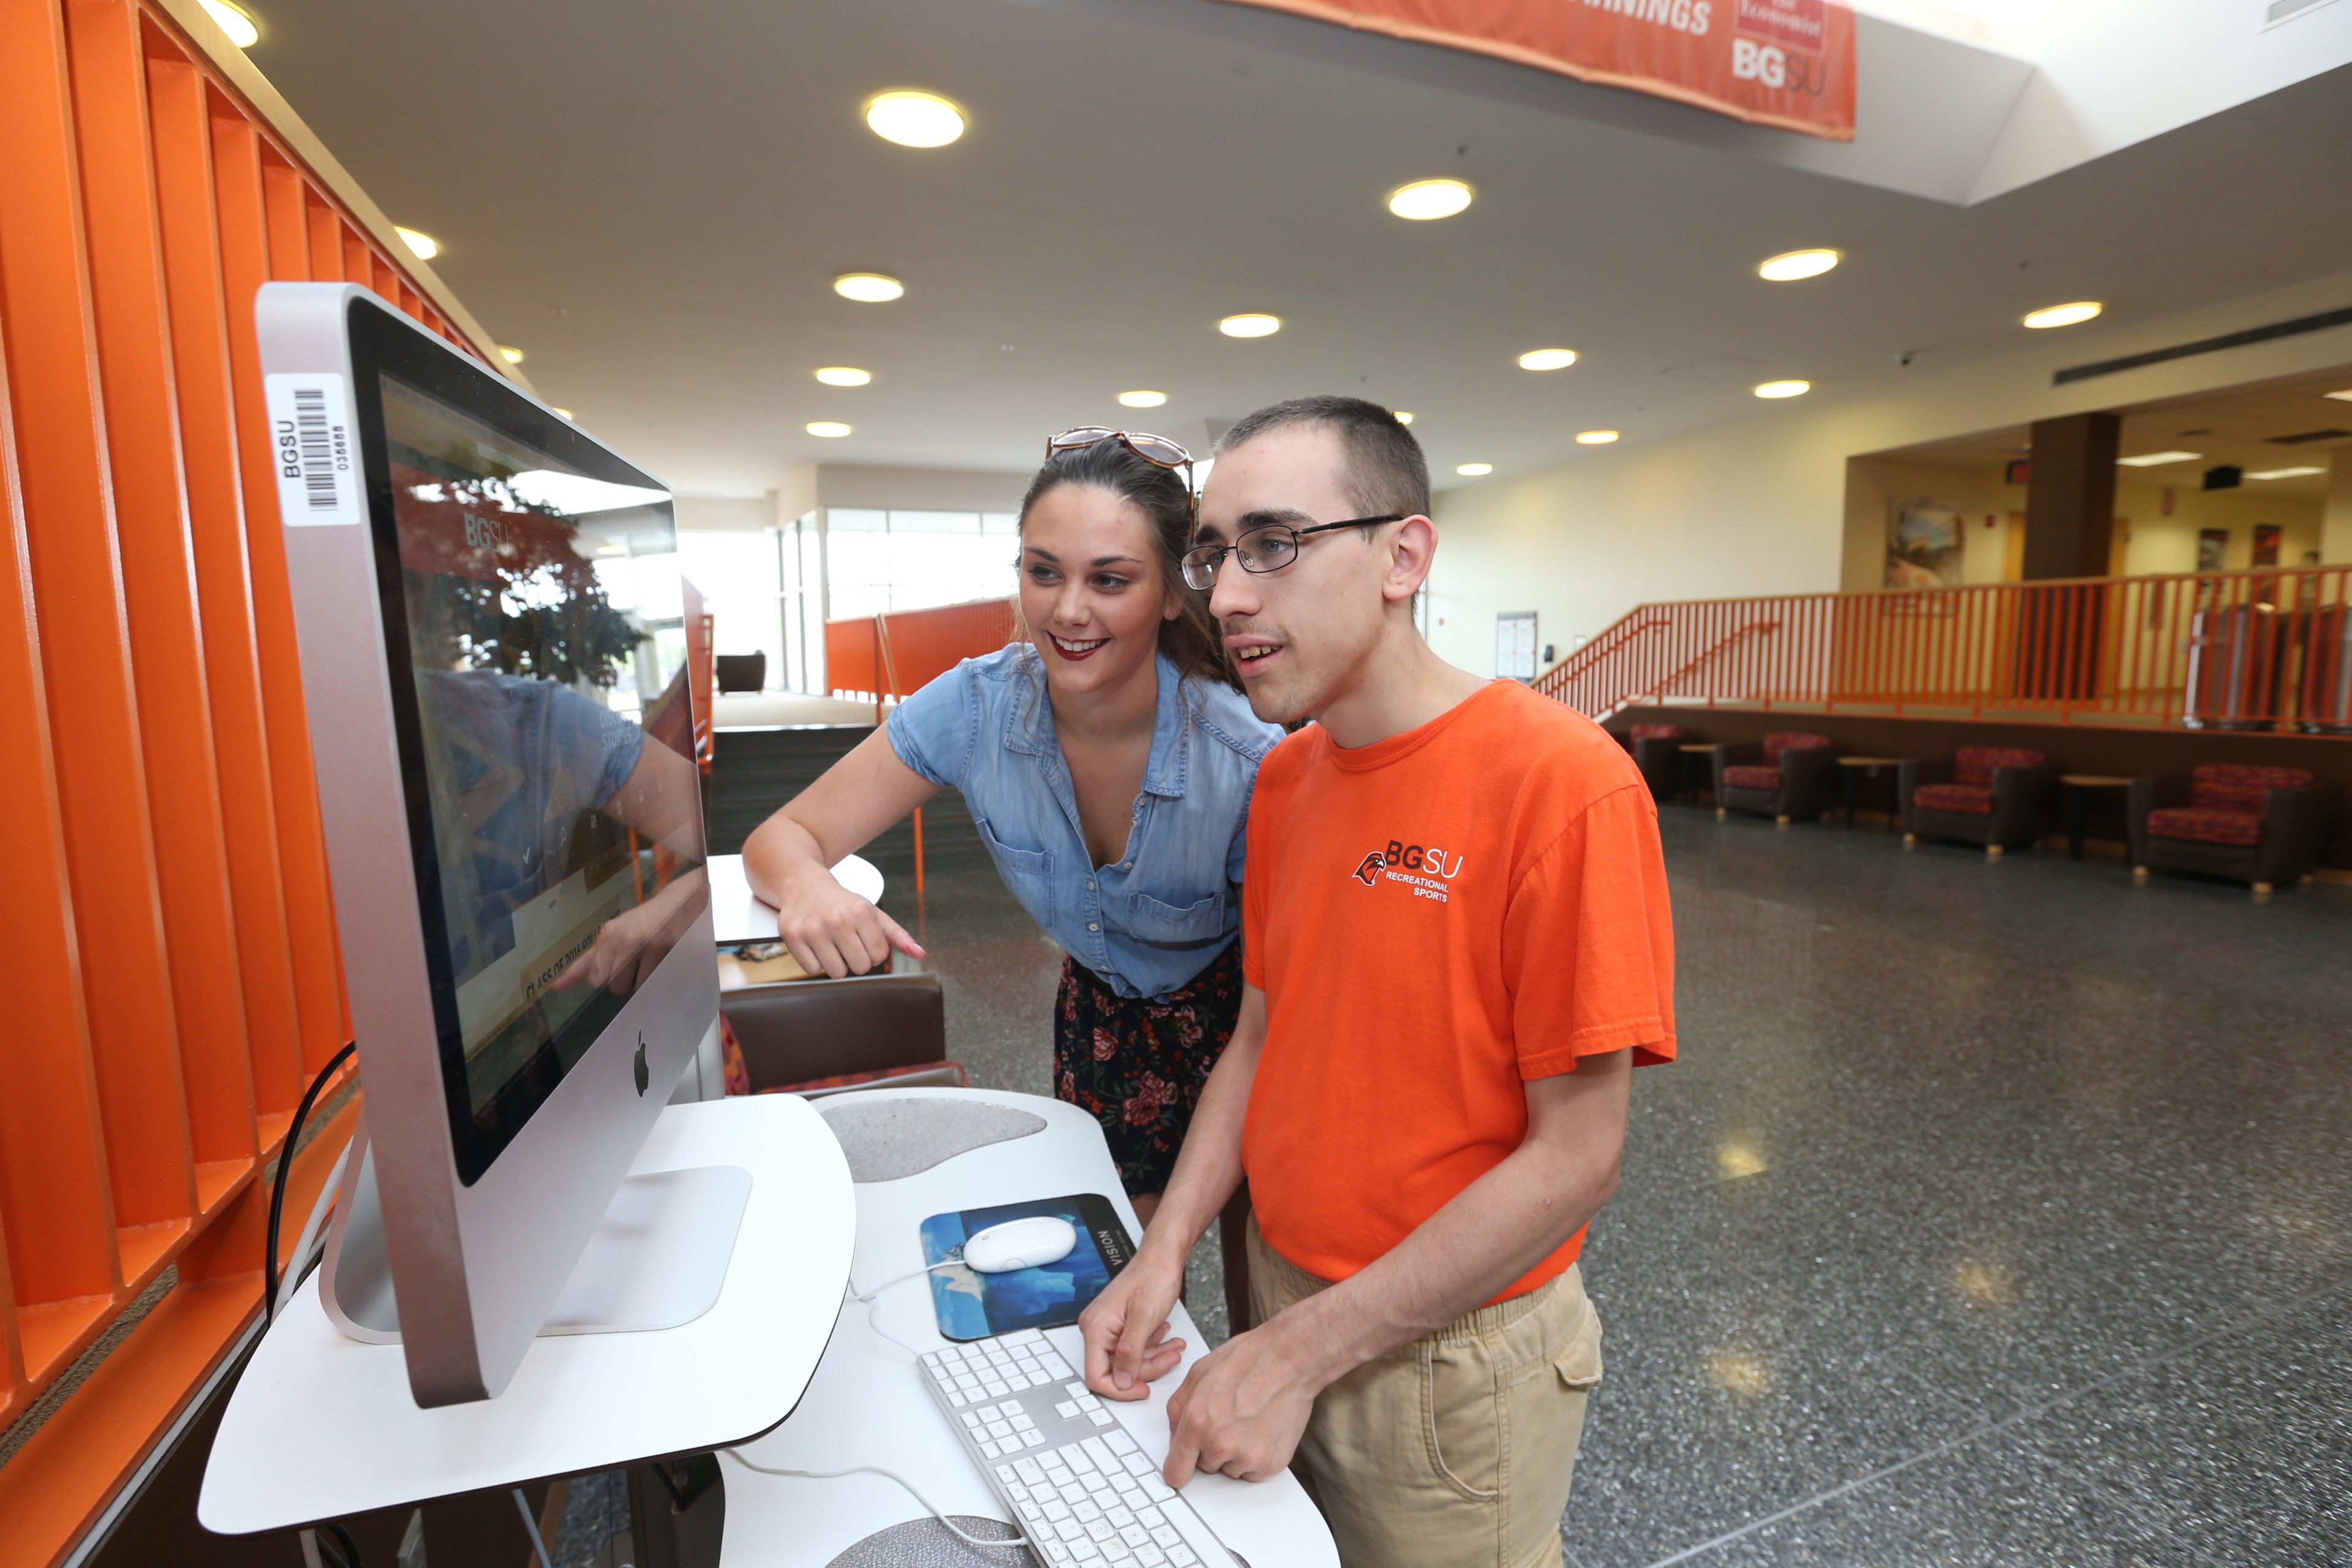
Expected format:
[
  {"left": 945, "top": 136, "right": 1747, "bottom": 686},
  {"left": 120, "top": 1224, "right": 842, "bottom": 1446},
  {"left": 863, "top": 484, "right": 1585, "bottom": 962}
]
[
  {"left": 718, "top": 1087, "right": 1337, "bottom": 1567},
  {"left": 709, "top": 853, "right": 882, "bottom": 947},
  {"left": 200, "top": 1095, "right": 855, "bottom": 1531}
]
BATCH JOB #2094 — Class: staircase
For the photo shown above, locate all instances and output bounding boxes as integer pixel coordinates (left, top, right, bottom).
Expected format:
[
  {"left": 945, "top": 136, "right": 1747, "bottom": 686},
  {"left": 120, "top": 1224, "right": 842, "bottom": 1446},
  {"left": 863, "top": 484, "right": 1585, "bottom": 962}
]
[{"left": 704, "top": 725, "right": 989, "bottom": 886}]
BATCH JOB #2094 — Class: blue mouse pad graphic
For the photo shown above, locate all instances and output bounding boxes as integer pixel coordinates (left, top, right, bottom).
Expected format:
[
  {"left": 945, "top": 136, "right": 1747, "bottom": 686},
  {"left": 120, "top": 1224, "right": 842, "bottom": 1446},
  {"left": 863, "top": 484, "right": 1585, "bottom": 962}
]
[{"left": 919, "top": 1193, "right": 1134, "bottom": 1341}]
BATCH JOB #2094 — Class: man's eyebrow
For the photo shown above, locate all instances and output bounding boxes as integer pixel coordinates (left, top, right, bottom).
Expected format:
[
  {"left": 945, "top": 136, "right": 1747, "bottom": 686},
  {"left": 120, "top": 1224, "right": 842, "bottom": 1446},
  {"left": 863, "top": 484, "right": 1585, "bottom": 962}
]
[{"left": 1194, "top": 506, "right": 1314, "bottom": 546}]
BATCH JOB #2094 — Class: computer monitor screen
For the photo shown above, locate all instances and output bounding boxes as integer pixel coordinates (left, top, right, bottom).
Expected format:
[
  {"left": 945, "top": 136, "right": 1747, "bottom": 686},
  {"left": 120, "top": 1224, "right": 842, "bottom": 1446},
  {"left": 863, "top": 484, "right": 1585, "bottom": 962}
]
[{"left": 374, "top": 369, "right": 707, "bottom": 1183}]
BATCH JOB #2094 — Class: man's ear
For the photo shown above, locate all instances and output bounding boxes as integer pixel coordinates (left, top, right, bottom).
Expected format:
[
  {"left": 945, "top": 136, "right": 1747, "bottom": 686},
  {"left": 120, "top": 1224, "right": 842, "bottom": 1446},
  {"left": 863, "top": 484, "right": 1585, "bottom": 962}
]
[{"left": 1384, "top": 515, "right": 1437, "bottom": 605}]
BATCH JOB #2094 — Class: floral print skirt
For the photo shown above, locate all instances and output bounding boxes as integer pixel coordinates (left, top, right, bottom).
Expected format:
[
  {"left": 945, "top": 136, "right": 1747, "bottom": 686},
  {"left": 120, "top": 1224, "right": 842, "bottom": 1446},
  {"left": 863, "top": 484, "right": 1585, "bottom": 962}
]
[{"left": 1054, "top": 942, "right": 1243, "bottom": 1195}]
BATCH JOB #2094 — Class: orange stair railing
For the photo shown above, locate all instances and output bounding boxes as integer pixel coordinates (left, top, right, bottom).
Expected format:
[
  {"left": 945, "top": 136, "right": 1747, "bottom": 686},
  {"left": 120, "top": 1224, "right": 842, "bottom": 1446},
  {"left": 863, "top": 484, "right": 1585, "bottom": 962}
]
[
  {"left": 1534, "top": 565, "right": 2352, "bottom": 733},
  {"left": 824, "top": 596, "right": 1018, "bottom": 709}
]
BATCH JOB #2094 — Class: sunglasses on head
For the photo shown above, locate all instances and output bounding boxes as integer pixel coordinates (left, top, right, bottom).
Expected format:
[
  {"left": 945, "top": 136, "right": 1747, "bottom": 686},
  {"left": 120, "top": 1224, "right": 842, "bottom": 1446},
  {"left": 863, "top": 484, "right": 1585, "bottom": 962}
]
[{"left": 1045, "top": 428, "right": 1196, "bottom": 520}]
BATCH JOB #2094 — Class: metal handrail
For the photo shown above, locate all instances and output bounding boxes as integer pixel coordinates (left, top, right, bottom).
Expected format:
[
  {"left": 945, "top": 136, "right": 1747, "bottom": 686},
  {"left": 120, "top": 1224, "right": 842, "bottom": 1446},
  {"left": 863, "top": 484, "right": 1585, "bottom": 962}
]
[{"left": 1532, "top": 565, "right": 2352, "bottom": 733}]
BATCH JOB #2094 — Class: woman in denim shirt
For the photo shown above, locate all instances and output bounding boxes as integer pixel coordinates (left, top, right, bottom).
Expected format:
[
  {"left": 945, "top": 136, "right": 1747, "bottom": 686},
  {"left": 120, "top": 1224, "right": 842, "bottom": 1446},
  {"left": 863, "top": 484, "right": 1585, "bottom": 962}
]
[{"left": 744, "top": 432, "right": 1282, "bottom": 1223}]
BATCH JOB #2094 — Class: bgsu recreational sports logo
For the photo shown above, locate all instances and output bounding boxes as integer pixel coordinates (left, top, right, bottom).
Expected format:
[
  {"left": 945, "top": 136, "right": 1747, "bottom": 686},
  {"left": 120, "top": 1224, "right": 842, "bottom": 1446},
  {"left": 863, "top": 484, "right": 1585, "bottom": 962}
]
[{"left": 1351, "top": 840, "right": 1465, "bottom": 903}]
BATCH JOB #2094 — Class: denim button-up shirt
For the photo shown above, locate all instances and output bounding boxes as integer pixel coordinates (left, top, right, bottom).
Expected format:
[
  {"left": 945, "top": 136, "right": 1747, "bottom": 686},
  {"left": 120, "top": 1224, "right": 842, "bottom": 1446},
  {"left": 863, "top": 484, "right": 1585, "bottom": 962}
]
[{"left": 886, "top": 644, "right": 1283, "bottom": 1000}]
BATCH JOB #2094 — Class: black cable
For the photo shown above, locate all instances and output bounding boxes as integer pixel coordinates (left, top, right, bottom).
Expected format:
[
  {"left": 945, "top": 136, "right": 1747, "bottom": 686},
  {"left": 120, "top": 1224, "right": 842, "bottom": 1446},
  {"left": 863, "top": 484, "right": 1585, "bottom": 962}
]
[
  {"left": 264, "top": 1042, "right": 356, "bottom": 1325},
  {"left": 326, "top": 1522, "right": 361, "bottom": 1568}
]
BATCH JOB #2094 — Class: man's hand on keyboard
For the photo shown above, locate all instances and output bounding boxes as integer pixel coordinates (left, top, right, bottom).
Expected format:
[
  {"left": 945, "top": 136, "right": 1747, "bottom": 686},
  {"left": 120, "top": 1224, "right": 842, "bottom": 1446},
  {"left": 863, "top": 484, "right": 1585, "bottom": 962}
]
[
  {"left": 1159, "top": 1321, "right": 1317, "bottom": 1487},
  {"left": 1079, "top": 1245, "right": 1188, "bottom": 1400}
]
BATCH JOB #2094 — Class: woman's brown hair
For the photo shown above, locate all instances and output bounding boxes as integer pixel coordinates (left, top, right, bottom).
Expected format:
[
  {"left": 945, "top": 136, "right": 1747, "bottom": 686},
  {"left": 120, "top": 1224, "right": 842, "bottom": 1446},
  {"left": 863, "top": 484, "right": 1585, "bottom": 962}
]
[{"left": 1016, "top": 439, "right": 1236, "bottom": 691}]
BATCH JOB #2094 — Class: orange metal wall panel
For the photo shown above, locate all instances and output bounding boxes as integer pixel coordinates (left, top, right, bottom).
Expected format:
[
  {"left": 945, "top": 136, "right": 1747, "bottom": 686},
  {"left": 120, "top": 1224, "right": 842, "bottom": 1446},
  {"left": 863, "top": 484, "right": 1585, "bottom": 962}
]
[
  {"left": 304, "top": 192, "right": 341, "bottom": 281},
  {"left": 258, "top": 151, "right": 307, "bottom": 279},
  {"left": 147, "top": 51, "right": 306, "bottom": 1125},
  {"left": 0, "top": 0, "right": 514, "bottom": 1545},
  {"left": 224, "top": 140, "right": 351, "bottom": 1074},
  {"left": 0, "top": 0, "right": 198, "bottom": 1259},
  {"left": 66, "top": 0, "right": 258, "bottom": 1206},
  {"left": 0, "top": 1097, "right": 354, "bottom": 1568},
  {"left": 0, "top": 308, "right": 122, "bottom": 1388}
]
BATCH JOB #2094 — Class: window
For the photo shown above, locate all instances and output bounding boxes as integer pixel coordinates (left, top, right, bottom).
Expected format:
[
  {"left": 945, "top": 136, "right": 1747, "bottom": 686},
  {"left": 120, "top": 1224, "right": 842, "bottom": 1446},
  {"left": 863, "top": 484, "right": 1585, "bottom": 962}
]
[{"left": 823, "top": 508, "right": 1019, "bottom": 621}]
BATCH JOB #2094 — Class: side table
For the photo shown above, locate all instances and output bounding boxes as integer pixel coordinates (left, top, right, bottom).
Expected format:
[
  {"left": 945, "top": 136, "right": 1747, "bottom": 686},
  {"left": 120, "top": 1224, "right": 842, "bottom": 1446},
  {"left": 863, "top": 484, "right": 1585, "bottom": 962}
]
[
  {"left": 1836, "top": 756, "right": 1901, "bottom": 830},
  {"left": 2060, "top": 773, "right": 2132, "bottom": 861},
  {"left": 1676, "top": 742, "right": 1716, "bottom": 805}
]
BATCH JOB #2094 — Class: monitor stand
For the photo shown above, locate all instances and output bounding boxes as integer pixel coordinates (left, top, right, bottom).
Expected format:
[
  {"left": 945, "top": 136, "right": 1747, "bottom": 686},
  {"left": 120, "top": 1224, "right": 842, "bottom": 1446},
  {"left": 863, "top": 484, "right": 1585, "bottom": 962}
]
[{"left": 321, "top": 1115, "right": 752, "bottom": 1344}]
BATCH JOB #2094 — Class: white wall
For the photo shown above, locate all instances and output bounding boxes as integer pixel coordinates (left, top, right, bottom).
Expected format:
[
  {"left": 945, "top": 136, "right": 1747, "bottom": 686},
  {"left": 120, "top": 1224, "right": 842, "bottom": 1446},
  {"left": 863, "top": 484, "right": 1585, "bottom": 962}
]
[
  {"left": 1428, "top": 268, "right": 2352, "bottom": 677},
  {"left": 2326, "top": 453, "right": 2352, "bottom": 566},
  {"left": 815, "top": 464, "right": 1028, "bottom": 513},
  {"left": 2114, "top": 480, "right": 2324, "bottom": 576}
]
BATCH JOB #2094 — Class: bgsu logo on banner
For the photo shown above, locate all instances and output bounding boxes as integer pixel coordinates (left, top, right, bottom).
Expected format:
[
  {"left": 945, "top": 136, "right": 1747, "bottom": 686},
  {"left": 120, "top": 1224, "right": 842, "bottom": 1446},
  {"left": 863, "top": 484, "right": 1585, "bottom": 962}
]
[{"left": 1351, "top": 840, "right": 1467, "bottom": 903}]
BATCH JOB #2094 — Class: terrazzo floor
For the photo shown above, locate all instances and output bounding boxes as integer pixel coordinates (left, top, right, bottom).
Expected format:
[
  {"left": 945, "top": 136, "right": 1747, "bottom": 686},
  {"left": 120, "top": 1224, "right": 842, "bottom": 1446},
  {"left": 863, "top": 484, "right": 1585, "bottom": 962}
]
[{"left": 873, "top": 804, "right": 2352, "bottom": 1568}]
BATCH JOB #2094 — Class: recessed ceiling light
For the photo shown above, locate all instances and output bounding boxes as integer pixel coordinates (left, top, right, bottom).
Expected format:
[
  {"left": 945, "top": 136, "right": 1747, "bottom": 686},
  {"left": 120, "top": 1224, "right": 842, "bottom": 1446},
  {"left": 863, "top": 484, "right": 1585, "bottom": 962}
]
[
  {"left": 1393, "top": 412, "right": 1414, "bottom": 425},
  {"left": 807, "top": 421, "right": 853, "bottom": 438},
  {"left": 497, "top": 344, "right": 524, "bottom": 364},
  {"left": 1117, "top": 390, "right": 1167, "bottom": 409},
  {"left": 1576, "top": 429, "right": 1620, "bottom": 445},
  {"left": 1456, "top": 462, "right": 1493, "bottom": 477},
  {"left": 834, "top": 272, "right": 905, "bottom": 303},
  {"left": 1518, "top": 348, "right": 1577, "bottom": 371},
  {"left": 1219, "top": 313, "right": 1281, "bottom": 338},
  {"left": 198, "top": 0, "right": 258, "bottom": 48},
  {"left": 2117, "top": 450, "right": 2201, "bottom": 467},
  {"left": 551, "top": 407, "right": 573, "bottom": 420},
  {"left": 2326, "top": 389, "right": 2352, "bottom": 402},
  {"left": 1757, "top": 248, "right": 1839, "bottom": 282},
  {"left": 2023, "top": 301, "right": 2102, "bottom": 329},
  {"left": 1754, "top": 379, "right": 1811, "bottom": 399},
  {"left": 815, "top": 366, "right": 871, "bottom": 386},
  {"left": 395, "top": 227, "right": 440, "bottom": 262},
  {"left": 864, "top": 90, "right": 965, "bottom": 148},
  {"left": 1387, "top": 179, "right": 1473, "bottom": 221},
  {"left": 2247, "top": 466, "right": 2325, "bottom": 480}
]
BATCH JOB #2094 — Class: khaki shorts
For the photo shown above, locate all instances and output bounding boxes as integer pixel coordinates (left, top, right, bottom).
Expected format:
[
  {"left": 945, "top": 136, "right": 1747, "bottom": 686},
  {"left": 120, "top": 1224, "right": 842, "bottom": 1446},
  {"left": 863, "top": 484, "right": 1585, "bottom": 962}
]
[{"left": 1247, "top": 1217, "right": 1602, "bottom": 1568}]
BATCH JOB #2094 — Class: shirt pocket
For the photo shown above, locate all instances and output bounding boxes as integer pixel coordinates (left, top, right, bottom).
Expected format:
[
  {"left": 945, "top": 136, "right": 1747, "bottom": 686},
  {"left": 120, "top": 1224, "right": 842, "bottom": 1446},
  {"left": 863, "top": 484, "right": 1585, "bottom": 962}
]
[
  {"left": 1121, "top": 891, "right": 1227, "bottom": 951},
  {"left": 975, "top": 815, "right": 1055, "bottom": 925}
]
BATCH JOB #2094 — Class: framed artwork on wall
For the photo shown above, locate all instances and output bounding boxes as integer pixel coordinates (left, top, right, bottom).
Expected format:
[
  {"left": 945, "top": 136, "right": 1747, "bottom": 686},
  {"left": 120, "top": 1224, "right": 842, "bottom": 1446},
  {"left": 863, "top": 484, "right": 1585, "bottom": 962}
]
[
  {"left": 2197, "top": 528, "right": 2230, "bottom": 571},
  {"left": 1886, "top": 499, "right": 1964, "bottom": 589},
  {"left": 2252, "top": 524, "right": 2282, "bottom": 568}
]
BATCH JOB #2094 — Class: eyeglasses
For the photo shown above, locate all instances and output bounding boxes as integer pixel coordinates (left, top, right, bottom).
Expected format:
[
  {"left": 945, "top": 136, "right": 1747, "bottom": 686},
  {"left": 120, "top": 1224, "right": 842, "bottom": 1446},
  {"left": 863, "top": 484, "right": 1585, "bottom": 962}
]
[
  {"left": 1180, "top": 515, "right": 1404, "bottom": 591},
  {"left": 1045, "top": 428, "right": 1195, "bottom": 518}
]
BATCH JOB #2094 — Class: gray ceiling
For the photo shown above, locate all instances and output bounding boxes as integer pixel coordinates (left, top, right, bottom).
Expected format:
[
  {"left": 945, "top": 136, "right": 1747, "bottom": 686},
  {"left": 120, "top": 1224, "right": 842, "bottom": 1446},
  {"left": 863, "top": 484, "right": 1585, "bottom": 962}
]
[{"left": 242, "top": 0, "right": 2352, "bottom": 496}]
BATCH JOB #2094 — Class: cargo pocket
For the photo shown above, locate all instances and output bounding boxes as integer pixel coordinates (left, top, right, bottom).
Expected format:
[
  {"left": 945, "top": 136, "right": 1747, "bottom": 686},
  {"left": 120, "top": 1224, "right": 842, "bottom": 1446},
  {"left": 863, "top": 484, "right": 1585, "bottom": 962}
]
[
  {"left": 1121, "top": 890, "right": 1226, "bottom": 951},
  {"left": 1553, "top": 1295, "right": 1604, "bottom": 1392}
]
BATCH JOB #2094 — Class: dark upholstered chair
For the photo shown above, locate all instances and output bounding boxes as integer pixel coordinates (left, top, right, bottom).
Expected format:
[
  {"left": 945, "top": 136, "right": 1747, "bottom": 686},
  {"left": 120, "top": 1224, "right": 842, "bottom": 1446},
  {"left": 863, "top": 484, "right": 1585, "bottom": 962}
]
[
  {"left": 1620, "top": 723, "right": 1689, "bottom": 802},
  {"left": 2129, "top": 763, "right": 2339, "bottom": 897},
  {"left": 1711, "top": 733, "right": 1838, "bottom": 824},
  {"left": 718, "top": 972, "right": 967, "bottom": 1097},
  {"left": 714, "top": 650, "right": 767, "bottom": 693},
  {"left": 1899, "top": 745, "right": 2060, "bottom": 858}
]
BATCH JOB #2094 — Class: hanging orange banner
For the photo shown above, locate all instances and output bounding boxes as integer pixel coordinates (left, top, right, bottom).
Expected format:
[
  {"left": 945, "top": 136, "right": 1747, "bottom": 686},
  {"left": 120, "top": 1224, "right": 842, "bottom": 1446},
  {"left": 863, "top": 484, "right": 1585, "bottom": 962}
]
[{"left": 1218, "top": 0, "right": 1856, "bottom": 141}]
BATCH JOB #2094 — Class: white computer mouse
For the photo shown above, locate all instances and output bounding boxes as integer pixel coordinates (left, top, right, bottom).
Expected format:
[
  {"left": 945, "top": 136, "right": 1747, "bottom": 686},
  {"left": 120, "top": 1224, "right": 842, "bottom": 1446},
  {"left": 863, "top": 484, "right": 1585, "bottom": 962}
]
[{"left": 961, "top": 1216, "right": 1079, "bottom": 1274}]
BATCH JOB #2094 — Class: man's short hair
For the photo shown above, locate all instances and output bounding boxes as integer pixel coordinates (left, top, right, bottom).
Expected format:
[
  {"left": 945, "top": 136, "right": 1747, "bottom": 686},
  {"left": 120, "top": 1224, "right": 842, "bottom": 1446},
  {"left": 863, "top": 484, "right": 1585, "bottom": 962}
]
[{"left": 1214, "top": 396, "right": 1431, "bottom": 521}]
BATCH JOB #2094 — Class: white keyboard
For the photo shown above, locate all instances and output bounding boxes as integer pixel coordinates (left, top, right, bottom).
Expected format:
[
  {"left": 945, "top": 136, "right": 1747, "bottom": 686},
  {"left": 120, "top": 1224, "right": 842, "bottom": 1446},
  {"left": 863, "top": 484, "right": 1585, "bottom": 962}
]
[{"left": 918, "top": 1329, "right": 1238, "bottom": 1566}]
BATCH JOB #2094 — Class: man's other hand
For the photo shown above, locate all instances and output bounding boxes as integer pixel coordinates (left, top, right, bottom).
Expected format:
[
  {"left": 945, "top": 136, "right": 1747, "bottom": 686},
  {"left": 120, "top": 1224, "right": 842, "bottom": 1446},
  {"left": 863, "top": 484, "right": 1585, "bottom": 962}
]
[
  {"left": 1160, "top": 1321, "right": 1319, "bottom": 1486},
  {"left": 1079, "top": 1248, "right": 1186, "bottom": 1400}
]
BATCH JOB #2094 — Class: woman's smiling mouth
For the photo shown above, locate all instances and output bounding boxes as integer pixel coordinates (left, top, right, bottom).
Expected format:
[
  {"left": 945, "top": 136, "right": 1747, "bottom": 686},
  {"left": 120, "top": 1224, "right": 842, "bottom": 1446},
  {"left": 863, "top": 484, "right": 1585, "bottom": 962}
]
[{"left": 1049, "top": 632, "right": 1111, "bottom": 661}]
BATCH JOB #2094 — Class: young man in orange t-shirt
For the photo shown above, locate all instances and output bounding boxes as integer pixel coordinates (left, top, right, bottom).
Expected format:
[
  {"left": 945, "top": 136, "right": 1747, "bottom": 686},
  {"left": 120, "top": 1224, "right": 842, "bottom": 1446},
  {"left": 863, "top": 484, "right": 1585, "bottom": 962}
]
[{"left": 1077, "top": 396, "right": 1675, "bottom": 1568}]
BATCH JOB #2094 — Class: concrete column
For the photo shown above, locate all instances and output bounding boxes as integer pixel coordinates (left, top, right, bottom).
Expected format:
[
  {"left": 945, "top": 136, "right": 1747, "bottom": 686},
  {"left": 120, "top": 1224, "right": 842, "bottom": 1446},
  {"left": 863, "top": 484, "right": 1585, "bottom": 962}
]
[
  {"left": 2323, "top": 451, "right": 2352, "bottom": 565},
  {"left": 2022, "top": 412, "right": 2120, "bottom": 579}
]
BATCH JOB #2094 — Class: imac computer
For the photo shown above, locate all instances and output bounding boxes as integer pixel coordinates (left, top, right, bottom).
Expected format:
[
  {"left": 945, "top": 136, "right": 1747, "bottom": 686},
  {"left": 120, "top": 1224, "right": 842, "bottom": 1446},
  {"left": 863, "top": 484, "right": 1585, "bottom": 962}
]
[{"left": 259, "top": 283, "right": 725, "bottom": 1406}]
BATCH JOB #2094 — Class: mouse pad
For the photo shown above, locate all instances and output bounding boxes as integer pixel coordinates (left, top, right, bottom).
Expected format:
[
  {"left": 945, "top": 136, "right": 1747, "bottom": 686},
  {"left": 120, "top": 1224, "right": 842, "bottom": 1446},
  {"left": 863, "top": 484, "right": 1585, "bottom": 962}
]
[{"left": 919, "top": 1193, "right": 1134, "bottom": 1341}]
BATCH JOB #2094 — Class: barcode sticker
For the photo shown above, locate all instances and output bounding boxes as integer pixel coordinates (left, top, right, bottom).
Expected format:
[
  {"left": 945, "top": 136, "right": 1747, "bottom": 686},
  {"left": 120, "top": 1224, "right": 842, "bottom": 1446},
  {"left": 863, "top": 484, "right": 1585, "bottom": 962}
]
[{"left": 263, "top": 372, "right": 359, "bottom": 526}]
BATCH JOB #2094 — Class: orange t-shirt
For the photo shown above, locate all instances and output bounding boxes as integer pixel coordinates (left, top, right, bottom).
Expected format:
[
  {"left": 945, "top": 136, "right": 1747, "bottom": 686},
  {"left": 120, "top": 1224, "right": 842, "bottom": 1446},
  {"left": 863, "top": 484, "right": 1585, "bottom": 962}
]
[{"left": 1240, "top": 680, "right": 1675, "bottom": 1300}]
